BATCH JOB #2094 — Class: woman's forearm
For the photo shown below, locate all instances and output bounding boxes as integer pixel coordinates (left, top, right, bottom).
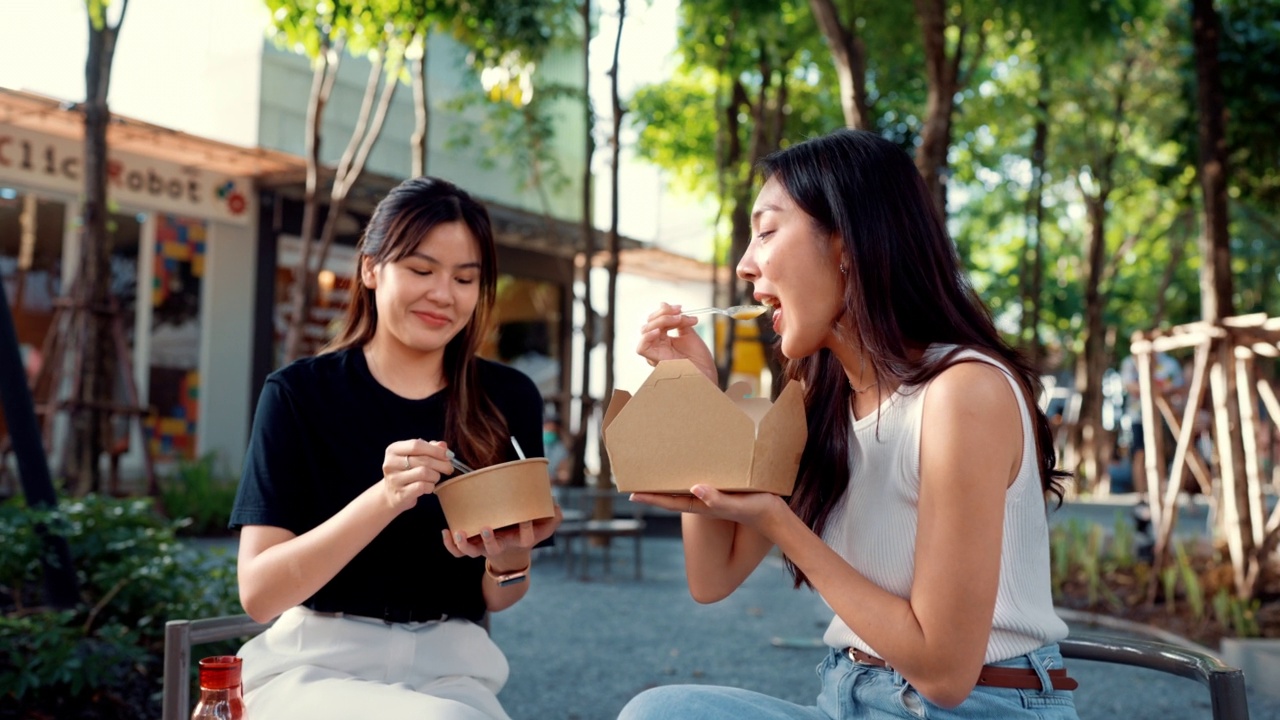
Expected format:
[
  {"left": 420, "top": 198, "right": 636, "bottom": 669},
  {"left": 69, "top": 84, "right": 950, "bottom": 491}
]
[
  {"left": 238, "top": 483, "right": 400, "bottom": 622},
  {"left": 682, "top": 513, "right": 773, "bottom": 603}
]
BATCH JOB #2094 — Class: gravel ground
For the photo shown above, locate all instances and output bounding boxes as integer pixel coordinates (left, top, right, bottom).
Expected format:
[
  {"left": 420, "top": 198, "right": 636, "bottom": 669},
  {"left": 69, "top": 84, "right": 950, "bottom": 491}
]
[{"left": 493, "top": 536, "right": 1280, "bottom": 720}]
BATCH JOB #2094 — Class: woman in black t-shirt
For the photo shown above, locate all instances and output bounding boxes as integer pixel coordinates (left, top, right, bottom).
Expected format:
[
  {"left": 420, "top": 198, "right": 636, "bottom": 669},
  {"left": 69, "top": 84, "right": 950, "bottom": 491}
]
[{"left": 230, "top": 176, "right": 561, "bottom": 720}]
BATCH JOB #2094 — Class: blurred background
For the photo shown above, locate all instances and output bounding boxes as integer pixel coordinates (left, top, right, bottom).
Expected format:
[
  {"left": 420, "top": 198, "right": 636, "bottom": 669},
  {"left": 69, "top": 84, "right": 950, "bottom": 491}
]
[{"left": 1, "top": 0, "right": 1279, "bottom": 717}]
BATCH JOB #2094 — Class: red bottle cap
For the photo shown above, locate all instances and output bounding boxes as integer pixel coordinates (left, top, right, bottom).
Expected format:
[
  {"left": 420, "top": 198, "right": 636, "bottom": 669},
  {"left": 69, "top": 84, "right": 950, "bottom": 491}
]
[{"left": 197, "top": 656, "right": 243, "bottom": 690}]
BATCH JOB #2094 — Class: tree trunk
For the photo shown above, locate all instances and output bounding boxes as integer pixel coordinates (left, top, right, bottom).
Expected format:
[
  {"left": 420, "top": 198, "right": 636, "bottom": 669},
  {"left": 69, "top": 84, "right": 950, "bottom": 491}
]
[
  {"left": 1022, "top": 64, "right": 1049, "bottom": 369},
  {"left": 571, "top": 0, "right": 595, "bottom": 486},
  {"left": 1192, "top": 0, "right": 1232, "bottom": 323},
  {"left": 1151, "top": 214, "right": 1191, "bottom": 327},
  {"left": 71, "top": 0, "right": 128, "bottom": 494},
  {"left": 715, "top": 80, "right": 748, "bottom": 388},
  {"left": 1071, "top": 197, "right": 1109, "bottom": 490},
  {"left": 283, "top": 40, "right": 338, "bottom": 363},
  {"left": 913, "top": 0, "right": 960, "bottom": 218},
  {"left": 411, "top": 37, "right": 430, "bottom": 177},
  {"left": 1193, "top": 0, "right": 1255, "bottom": 596},
  {"left": 285, "top": 43, "right": 400, "bottom": 362},
  {"left": 316, "top": 54, "right": 402, "bottom": 278},
  {"left": 600, "top": 0, "right": 626, "bottom": 487},
  {"left": 808, "top": 0, "right": 870, "bottom": 130}
]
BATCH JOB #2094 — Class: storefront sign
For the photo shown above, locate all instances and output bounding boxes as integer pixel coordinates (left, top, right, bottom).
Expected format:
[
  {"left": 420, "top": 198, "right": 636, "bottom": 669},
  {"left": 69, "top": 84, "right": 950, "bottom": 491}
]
[{"left": 0, "top": 124, "right": 251, "bottom": 225}]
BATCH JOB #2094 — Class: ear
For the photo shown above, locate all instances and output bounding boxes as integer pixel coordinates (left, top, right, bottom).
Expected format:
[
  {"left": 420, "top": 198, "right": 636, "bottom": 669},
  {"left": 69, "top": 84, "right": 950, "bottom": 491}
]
[
  {"left": 828, "top": 232, "right": 847, "bottom": 272},
  {"left": 360, "top": 256, "right": 378, "bottom": 290}
]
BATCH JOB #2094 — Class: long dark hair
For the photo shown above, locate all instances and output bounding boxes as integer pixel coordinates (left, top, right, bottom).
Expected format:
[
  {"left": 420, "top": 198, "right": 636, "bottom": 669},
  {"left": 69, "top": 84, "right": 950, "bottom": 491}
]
[
  {"left": 760, "top": 130, "right": 1069, "bottom": 587},
  {"left": 323, "top": 176, "right": 508, "bottom": 468}
]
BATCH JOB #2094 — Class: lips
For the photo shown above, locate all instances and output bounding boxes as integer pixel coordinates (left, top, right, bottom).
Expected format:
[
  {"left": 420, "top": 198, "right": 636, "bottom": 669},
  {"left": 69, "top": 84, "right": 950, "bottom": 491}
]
[
  {"left": 413, "top": 311, "right": 451, "bottom": 328},
  {"left": 755, "top": 294, "right": 782, "bottom": 334}
]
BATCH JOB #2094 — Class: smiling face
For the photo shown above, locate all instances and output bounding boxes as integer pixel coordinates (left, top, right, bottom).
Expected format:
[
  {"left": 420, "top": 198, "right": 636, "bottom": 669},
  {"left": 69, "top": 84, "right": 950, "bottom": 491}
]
[
  {"left": 738, "top": 177, "right": 847, "bottom": 360},
  {"left": 361, "top": 220, "right": 482, "bottom": 358}
]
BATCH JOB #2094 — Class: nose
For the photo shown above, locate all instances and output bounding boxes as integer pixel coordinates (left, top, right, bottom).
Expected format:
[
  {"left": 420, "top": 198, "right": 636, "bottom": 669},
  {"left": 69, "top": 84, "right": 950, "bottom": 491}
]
[
  {"left": 737, "top": 244, "right": 759, "bottom": 282},
  {"left": 424, "top": 274, "right": 452, "bottom": 304}
]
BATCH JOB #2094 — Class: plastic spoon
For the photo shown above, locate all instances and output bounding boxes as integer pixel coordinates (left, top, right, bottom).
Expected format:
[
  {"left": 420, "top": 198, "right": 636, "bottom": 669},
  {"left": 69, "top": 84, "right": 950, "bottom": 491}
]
[{"left": 681, "top": 305, "right": 769, "bottom": 320}]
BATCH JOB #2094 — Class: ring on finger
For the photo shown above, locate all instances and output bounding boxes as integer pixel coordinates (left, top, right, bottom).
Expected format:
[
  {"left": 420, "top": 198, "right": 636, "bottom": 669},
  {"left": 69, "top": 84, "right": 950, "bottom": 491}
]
[{"left": 404, "top": 455, "right": 411, "bottom": 471}]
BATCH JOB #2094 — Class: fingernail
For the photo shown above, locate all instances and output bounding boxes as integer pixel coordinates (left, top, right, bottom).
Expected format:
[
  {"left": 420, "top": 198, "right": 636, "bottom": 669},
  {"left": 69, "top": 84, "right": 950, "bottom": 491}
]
[
  {"left": 629, "top": 493, "right": 636, "bottom": 501},
  {"left": 691, "top": 486, "right": 706, "bottom": 499},
  {"left": 481, "top": 528, "right": 493, "bottom": 538}
]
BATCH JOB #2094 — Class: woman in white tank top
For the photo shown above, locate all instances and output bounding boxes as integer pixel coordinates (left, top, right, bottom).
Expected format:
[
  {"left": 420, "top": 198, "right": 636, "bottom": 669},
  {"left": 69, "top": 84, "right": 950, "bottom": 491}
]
[{"left": 621, "top": 129, "right": 1078, "bottom": 720}]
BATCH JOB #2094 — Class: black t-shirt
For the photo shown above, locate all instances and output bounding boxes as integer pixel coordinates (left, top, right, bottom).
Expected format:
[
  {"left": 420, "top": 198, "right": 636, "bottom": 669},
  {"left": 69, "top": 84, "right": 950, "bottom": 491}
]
[{"left": 229, "top": 347, "right": 545, "bottom": 622}]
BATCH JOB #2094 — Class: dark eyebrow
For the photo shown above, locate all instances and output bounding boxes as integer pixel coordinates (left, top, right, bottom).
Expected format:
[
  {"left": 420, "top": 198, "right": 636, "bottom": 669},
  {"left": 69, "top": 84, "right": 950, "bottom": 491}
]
[
  {"left": 750, "top": 204, "right": 781, "bottom": 224},
  {"left": 407, "top": 251, "right": 481, "bottom": 271}
]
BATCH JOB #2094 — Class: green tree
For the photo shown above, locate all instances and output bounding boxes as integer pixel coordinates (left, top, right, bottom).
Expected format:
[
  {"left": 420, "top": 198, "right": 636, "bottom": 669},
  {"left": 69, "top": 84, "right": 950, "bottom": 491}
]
[
  {"left": 269, "top": 0, "right": 576, "bottom": 362},
  {"left": 63, "top": 0, "right": 131, "bottom": 495},
  {"left": 632, "top": 0, "right": 842, "bottom": 387}
]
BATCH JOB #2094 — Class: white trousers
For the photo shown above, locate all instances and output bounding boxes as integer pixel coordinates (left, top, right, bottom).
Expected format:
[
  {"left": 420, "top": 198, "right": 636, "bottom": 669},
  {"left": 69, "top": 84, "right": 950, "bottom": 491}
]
[{"left": 238, "top": 607, "right": 511, "bottom": 720}]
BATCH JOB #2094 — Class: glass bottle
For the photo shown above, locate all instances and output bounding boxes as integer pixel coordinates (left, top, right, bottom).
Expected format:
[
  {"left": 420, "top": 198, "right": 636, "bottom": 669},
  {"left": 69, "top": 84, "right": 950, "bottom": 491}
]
[{"left": 191, "top": 655, "right": 246, "bottom": 719}]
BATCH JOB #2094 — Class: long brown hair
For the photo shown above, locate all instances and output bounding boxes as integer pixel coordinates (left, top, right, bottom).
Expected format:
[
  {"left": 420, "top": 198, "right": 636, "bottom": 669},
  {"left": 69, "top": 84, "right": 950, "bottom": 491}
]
[
  {"left": 322, "top": 176, "right": 509, "bottom": 467},
  {"left": 759, "top": 130, "right": 1069, "bottom": 588}
]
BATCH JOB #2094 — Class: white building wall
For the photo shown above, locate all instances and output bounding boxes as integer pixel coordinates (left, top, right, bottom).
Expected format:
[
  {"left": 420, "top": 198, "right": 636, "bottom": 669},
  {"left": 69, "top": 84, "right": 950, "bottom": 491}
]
[
  {"left": 197, "top": 219, "right": 258, "bottom": 472},
  {"left": 256, "top": 36, "right": 586, "bottom": 221}
]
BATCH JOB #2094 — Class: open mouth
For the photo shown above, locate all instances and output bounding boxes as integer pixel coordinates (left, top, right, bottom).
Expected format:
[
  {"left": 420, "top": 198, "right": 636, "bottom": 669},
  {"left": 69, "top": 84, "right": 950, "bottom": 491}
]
[{"left": 758, "top": 296, "right": 782, "bottom": 333}]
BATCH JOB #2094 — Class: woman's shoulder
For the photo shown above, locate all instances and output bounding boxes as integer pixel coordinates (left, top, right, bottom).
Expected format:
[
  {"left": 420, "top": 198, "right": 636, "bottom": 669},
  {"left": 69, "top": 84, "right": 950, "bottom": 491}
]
[
  {"left": 922, "top": 350, "right": 1024, "bottom": 434},
  {"left": 475, "top": 358, "right": 544, "bottom": 418},
  {"left": 476, "top": 357, "right": 540, "bottom": 393},
  {"left": 267, "top": 348, "right": 355, "bottom": 394}
]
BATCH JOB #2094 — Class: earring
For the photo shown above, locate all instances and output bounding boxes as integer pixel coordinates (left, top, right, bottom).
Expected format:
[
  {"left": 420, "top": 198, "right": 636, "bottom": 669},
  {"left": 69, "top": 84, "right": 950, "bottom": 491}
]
[{"left": 839, "top": 263, "right": 847, "bottom": 275}]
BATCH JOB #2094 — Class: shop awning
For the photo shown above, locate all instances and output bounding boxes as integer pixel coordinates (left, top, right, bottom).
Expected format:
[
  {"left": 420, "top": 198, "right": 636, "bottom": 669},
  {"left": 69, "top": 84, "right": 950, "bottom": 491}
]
[{"left": 0, "top": 87, "right": 306, "bottom": 179}]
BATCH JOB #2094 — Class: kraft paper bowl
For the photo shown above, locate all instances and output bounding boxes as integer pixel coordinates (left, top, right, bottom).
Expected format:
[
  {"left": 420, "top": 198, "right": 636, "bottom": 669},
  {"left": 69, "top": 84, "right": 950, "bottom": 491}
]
[{"left": 435, "top": 458, "right": 553, "bottom": 537}]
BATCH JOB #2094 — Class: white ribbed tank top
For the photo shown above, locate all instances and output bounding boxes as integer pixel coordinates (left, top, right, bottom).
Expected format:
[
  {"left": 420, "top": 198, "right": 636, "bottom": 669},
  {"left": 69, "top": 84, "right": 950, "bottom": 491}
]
[{"left": 820, "top": 345, "right": 1068, "bottom": 663}]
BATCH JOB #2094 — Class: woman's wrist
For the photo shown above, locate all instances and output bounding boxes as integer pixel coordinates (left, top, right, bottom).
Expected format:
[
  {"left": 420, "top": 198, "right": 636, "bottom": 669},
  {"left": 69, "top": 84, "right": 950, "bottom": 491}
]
[
  {"left": 757, "top": 494, "right": 796, "bottom": 541},
  {"left": 487, "top": 550, "right": 532, "bottom": 575}
]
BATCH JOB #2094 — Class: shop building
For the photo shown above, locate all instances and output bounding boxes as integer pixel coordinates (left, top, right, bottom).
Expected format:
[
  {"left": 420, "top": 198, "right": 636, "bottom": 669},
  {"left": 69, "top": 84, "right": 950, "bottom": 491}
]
[{"left": 0, "top": 87, "right": 305, "bottom": 481}]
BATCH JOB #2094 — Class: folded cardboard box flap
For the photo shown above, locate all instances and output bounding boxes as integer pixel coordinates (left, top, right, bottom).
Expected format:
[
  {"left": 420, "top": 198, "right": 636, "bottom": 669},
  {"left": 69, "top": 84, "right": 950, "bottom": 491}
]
[{"left": 602, "top": 359, "right": 806, "bottom": 495}]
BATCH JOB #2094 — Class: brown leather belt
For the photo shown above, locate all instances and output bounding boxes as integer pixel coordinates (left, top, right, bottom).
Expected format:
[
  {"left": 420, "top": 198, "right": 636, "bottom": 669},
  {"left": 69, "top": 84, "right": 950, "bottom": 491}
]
[{"left": 846, "top": 648, "right": 1079, "bottom": 691}]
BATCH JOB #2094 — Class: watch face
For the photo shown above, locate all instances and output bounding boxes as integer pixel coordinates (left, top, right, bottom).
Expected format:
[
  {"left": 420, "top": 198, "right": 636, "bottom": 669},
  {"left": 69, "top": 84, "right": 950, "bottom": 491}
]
[{"left": 497, "top": 573, "right": 527, "bottom": 587}]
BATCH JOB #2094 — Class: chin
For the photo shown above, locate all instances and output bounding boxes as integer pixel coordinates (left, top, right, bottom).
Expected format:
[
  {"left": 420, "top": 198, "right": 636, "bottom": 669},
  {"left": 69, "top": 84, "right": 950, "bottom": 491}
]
[{"left": 778, "top": 336, "right": 820, "bottom": 360}]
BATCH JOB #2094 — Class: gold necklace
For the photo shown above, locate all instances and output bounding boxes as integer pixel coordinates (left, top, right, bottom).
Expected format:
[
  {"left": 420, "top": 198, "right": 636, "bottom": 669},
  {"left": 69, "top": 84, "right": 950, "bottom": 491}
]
[{"left": 848, "top": 379, "right": 878, "bottom": 393}]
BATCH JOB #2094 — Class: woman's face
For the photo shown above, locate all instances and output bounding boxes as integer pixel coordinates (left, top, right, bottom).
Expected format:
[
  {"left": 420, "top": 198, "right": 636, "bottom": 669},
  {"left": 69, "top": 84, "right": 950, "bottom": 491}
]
[
  {"left": 737, "top": 177, "right": 845, "bottom": 360},
  {"left": 362, "top": 220, "right": 482, "bottom": 356}
]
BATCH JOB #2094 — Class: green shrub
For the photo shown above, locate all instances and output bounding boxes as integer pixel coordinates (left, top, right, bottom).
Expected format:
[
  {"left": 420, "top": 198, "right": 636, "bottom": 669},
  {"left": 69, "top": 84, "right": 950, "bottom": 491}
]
[
  {"left": 159, "top": 452, "right": 240, "bottom": 537},
  {"left": 0, "top": 495, "right": 239, "bottom": 718}
]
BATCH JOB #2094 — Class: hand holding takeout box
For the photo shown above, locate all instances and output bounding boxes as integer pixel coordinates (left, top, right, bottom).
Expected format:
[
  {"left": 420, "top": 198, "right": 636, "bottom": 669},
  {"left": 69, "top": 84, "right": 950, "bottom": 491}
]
[{"left": 602, "top": 359, "right": 807, "bottom": 495}]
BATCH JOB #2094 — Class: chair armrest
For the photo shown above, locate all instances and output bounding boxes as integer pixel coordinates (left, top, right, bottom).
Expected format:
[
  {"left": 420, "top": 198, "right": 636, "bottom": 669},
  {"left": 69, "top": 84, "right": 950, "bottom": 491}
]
[
  {"left": 1061, "top": 631, "right": 1249, "bottom": 720},
  {"left": 162, "top": 614, "right": 274, "bottom": 720}
]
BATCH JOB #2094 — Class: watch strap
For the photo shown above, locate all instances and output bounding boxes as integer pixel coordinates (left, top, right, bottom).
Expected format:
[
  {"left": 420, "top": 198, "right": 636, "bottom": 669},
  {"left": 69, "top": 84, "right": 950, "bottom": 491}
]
[{"left": 485, "top": 560, "right": 530, "bottom": 587}]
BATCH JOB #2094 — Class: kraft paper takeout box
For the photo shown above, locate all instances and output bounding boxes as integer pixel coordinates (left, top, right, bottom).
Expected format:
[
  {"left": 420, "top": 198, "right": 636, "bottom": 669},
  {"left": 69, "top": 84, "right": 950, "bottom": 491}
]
[
  {"left": 601, "top": 359, "right": 807, "bottom": 495},
  {"left": 435, "top": 458, "right": 554, "bottom": 537}
]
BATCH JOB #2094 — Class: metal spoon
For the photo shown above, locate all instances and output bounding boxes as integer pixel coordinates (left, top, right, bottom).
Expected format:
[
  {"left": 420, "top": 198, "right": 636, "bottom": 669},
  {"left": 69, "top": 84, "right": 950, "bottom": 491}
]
[
  {"left": 681, "top": 304, "right": 769, "bottom": 320},
  {"left": 445, "top": 450, "right": 475, "bottom": 475}
]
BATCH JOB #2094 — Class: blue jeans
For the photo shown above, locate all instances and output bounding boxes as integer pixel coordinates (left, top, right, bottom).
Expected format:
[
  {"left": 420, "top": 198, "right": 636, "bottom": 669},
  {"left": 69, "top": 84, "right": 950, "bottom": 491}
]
[{"left": 618, "top": 644, "right": 1078, "bottom": 720}]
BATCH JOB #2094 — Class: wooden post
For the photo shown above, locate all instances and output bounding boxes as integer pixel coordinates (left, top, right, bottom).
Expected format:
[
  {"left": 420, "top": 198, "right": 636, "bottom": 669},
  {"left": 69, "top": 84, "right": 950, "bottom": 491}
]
[
  {"left": 1155, "top": 394, "right": 1213, "bottom": 494},
  {"left": 1137, "top": 348, "right": 1165, "bottom": 530},
  {"left": 1234, "top": 346, "right": 1265, "bottom": 551},
  {"left": 1211, "top": 340, "right": 1256, "bottom": 598},
  {"left": 1153, "top": 342, "right": 1212, "bottom": 571}
]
